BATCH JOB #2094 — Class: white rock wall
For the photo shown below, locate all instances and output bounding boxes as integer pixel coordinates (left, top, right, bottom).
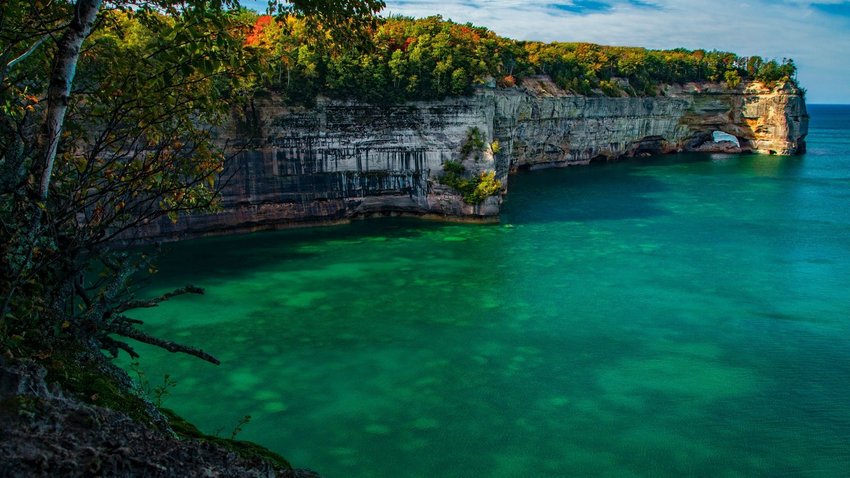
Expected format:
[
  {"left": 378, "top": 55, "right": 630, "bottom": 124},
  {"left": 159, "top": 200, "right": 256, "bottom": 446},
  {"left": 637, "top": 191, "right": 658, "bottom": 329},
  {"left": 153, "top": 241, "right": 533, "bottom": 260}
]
[{"left": 137, "top": 79, "right": 807, "bottom": 240}]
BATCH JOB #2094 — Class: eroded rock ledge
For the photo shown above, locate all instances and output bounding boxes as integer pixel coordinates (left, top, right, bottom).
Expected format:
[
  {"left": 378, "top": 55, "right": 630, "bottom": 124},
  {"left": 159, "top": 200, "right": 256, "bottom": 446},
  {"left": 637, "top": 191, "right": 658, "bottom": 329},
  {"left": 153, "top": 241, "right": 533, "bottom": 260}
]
[{"left": 138, "top": 79, "right": 807, "bottom": 240}]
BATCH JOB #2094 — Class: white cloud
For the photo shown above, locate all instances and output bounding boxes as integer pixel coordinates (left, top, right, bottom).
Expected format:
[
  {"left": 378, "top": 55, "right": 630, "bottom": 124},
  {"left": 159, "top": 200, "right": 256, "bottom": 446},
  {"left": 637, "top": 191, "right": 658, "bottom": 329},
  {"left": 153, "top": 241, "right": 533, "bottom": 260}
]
[{"left": 384, "top": 0, "right": 850, "bottom": 103}]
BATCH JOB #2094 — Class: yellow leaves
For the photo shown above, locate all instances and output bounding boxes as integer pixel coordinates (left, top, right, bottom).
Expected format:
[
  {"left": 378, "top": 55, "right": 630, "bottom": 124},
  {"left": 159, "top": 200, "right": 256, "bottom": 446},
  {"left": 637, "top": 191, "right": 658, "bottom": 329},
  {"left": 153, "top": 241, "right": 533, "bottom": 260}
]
[
  {"left": 472, "top": 170, "right": 502, "bottom": 200},
  {"left": 73, "top": 156, "right": 88, "bottom": 173},
  {"left": 61, "top": 320, "right": 71, "bottom": 330},
  {"left": 490, "top": 139, "right": 501, "bottom": 155},
  {"left": 284, "top": 15, "right": 300, "bottom": 30}
]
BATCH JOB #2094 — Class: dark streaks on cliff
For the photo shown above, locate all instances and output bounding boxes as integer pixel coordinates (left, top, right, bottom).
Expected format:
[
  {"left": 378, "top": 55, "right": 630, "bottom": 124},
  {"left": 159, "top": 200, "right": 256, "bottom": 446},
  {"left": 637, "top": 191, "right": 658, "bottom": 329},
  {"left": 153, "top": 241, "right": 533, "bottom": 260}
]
[{"left": 132, "top": 81, "right": 806, "bottom": 241}]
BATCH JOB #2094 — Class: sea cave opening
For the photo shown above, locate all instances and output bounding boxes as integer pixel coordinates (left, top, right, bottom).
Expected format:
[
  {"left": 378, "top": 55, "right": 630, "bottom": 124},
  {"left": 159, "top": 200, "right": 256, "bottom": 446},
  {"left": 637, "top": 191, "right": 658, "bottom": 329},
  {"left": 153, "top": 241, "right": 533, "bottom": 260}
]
[{"left": 712, "top": 130, "right": 741, "bottom": 148}]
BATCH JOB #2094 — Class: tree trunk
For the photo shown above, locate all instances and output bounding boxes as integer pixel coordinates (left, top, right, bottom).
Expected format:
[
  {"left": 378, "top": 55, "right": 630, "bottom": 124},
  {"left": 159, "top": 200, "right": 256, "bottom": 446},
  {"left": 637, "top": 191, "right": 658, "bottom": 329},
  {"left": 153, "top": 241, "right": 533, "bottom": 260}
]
[{"left": 38, "top": 0, "right": 103, "bottom": 201}]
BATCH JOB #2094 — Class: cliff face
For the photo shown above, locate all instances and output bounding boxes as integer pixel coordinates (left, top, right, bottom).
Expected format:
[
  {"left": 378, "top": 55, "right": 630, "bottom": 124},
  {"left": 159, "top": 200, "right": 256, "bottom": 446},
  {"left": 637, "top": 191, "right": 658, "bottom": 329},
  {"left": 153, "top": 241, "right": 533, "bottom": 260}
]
[
  {"left": 495, "top": 78, "right": 808, "bottom": 170},
  {"left": 138, "top": 79, "right": 807, "bottom": 240},
  {"left": 143, "top": 95, "right": 500, "bottom": 239},
  {"left": 740, "top": 82, "right": 809, "bottom": 155}
]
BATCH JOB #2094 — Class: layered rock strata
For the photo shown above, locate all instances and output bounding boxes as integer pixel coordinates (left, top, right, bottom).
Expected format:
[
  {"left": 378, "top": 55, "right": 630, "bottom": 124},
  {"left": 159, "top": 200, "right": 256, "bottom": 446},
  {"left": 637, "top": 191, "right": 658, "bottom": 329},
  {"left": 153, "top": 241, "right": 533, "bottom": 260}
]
[{"left": 138, "top": 79, "right": 807, "bottom": 240}]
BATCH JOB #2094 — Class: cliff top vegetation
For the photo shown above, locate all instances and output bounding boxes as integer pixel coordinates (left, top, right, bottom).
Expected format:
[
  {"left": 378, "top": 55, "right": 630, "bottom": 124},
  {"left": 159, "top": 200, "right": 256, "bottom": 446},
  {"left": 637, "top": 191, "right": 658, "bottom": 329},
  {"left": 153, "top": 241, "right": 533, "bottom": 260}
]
[{"left": 245, "top": 13, "right": 799, "bottom": 104}]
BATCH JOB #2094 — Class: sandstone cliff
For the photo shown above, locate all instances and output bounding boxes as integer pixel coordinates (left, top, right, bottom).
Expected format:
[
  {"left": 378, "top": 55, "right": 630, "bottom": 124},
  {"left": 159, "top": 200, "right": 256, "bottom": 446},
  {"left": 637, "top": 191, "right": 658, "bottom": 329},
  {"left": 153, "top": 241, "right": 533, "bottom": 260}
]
[{"left": 138, "top": 79, "right": 807, "bottom": 240}]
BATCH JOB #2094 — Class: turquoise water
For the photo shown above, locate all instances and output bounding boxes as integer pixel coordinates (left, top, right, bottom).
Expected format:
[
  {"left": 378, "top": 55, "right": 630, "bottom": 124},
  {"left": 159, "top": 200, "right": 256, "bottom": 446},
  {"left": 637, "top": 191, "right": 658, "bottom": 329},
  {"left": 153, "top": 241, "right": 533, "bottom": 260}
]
[{"left": 125, "top": 105, "right": 850, "bottom": 477}]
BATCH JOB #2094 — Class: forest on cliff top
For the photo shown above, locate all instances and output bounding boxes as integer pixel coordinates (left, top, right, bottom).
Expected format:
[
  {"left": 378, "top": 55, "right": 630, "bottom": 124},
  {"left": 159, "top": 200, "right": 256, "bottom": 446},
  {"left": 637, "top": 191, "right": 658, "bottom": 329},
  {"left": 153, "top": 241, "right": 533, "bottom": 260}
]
[{"left": 243, "top": 13, "right": 798, "bottom": 103}]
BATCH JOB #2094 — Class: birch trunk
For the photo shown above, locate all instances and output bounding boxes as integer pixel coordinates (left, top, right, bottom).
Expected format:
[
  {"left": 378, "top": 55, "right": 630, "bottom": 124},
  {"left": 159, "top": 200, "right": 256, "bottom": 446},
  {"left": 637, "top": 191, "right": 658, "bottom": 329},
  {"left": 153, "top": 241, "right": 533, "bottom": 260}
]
[{"left": 38, "top": 0, "right": 103, "bottom": 201}]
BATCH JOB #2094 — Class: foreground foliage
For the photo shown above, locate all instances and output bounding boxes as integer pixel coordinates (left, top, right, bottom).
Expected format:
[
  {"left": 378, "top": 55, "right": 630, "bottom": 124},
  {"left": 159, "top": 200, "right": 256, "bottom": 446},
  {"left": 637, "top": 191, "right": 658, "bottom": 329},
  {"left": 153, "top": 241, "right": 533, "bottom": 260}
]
[
  {"left": 1, "top": 1, "right": 253, "bottom": 364},
  {"left": 0, "top": 0, "right": 382, "bottom": 363}
]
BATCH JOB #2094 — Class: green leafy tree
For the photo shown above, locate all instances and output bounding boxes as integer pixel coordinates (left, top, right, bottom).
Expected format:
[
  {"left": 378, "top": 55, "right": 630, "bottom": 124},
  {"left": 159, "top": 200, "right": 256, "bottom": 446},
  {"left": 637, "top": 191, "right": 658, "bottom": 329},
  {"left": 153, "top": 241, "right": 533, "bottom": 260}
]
[
  {"left": 245, "top": 15, "right": 799, "bottom": 105},
  {"left": 725, "top": 69, "right": 742, "bottom": 88},
  {"left": 0, "top": 0, "right": 384, "bottom": 360}
]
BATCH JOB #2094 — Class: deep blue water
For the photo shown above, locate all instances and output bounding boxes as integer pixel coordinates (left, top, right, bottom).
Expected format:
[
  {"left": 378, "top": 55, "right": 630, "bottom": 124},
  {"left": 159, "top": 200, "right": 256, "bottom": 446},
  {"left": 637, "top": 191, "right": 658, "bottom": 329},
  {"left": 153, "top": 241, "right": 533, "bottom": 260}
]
[{"left": 125, "top": 104, "right": 850, "bottom": 477}]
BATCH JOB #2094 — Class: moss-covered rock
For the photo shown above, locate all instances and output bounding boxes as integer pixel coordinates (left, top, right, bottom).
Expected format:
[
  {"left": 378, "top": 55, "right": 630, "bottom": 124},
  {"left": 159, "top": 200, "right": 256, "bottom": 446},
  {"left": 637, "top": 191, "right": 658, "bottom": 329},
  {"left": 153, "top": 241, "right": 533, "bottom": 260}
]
[
  {"left": 1, "top": 353, "right": 309, "bottom": 477},
  {"left": 161, "top": 408, "right": 292, "bottom": 469}
]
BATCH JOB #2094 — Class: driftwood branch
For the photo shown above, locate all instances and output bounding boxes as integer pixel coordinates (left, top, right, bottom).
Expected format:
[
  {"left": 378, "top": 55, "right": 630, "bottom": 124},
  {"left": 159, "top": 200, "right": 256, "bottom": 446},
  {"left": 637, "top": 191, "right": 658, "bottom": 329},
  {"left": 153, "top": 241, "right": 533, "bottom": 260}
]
[
  {"left": 107, "top": 317, "right": 220, "bottom": 365},
  {"left": 100, "top": 334, "right": 140, "bottom": 359},
  {"left": 115, "top": 285, "right": 204, "bottom": 314}
]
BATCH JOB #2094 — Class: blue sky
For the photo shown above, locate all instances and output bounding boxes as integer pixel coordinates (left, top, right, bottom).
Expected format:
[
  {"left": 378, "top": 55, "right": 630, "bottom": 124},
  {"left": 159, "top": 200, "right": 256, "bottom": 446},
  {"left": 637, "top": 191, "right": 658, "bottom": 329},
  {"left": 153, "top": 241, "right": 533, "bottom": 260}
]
[{"left": 380, "top": 0, "right": 850, "bottom": 104}]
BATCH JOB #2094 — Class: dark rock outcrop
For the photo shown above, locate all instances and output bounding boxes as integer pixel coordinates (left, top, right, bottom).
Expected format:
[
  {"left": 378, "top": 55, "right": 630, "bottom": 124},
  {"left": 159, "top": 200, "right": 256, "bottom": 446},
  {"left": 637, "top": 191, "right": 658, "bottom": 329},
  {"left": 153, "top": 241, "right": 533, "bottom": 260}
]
[{"left": 0, "top": 358, "right": 317, "bottom": 478}]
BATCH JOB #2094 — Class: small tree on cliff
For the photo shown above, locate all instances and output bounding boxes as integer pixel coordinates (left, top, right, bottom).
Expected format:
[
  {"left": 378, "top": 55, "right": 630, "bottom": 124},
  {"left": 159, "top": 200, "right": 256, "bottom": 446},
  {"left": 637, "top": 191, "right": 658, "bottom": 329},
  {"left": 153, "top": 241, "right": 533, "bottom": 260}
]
[
  {"left": 0, "top": 0, "right": 384, "bottom": 361},
  {"left": 725, "top": 70, "right": 742, "bottom": 89}
]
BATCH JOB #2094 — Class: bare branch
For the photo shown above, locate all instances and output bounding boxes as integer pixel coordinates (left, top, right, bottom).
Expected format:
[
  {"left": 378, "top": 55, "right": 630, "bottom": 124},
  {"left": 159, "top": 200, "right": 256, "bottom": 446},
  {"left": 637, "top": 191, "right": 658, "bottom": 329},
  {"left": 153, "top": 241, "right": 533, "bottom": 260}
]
[
  {"left": 74, "top": 279, "right": 93, "bottom": 309},
  {"left": 115, "top": 284, "right": 204, "bottom": 314},
  {"left": 108, "top": 319, "right": 221, "bottom": 365},
  {"left": 2, "top": 34, "right": 49, "bottom": 75},
  {"left": 99, "top": 334, "right": 141, "bottom": 359}
]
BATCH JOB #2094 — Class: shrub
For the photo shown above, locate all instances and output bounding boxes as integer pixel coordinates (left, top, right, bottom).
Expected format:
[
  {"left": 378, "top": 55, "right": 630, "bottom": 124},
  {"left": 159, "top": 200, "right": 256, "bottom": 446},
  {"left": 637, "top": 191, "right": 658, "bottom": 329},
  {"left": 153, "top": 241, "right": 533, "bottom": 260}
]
[
  {"left": 599, "top": 80, "right": 623, "bottom": 97},
  {"left": 442, "top": 160, "right": 465, "bottom": 175},
  {"left": 490, "top": 139, "right": 501, "bottom": 155},
  {"left": 725, "top": 70, "right": 742, "bottom": 89},
  {"left": 500, "top": 75, "right": 516, "bottom": 87},
  {"left": 438, "top": 163, "right": 501, "bottom": 205},
  {"left": 465, "top": 171, "right": 502, "bottom": 204},
  {"left": 460, "top": 127, "right": 486, "bottom": 159}
]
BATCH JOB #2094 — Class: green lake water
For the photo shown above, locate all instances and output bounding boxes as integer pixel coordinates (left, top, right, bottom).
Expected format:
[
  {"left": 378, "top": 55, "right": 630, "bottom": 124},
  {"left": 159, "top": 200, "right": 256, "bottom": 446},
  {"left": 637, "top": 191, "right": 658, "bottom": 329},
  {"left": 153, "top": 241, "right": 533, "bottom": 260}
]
[{"left": 124, "top": 105, "right": 850, "bottom": 477}]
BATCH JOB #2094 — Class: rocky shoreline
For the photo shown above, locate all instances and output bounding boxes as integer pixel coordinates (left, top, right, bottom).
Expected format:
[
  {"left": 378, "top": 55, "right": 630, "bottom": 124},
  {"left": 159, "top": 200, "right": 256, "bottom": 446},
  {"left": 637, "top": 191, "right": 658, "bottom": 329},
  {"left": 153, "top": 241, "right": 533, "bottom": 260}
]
[{"left": 0, "top": 357, "right": 317, "bottom": 477}]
